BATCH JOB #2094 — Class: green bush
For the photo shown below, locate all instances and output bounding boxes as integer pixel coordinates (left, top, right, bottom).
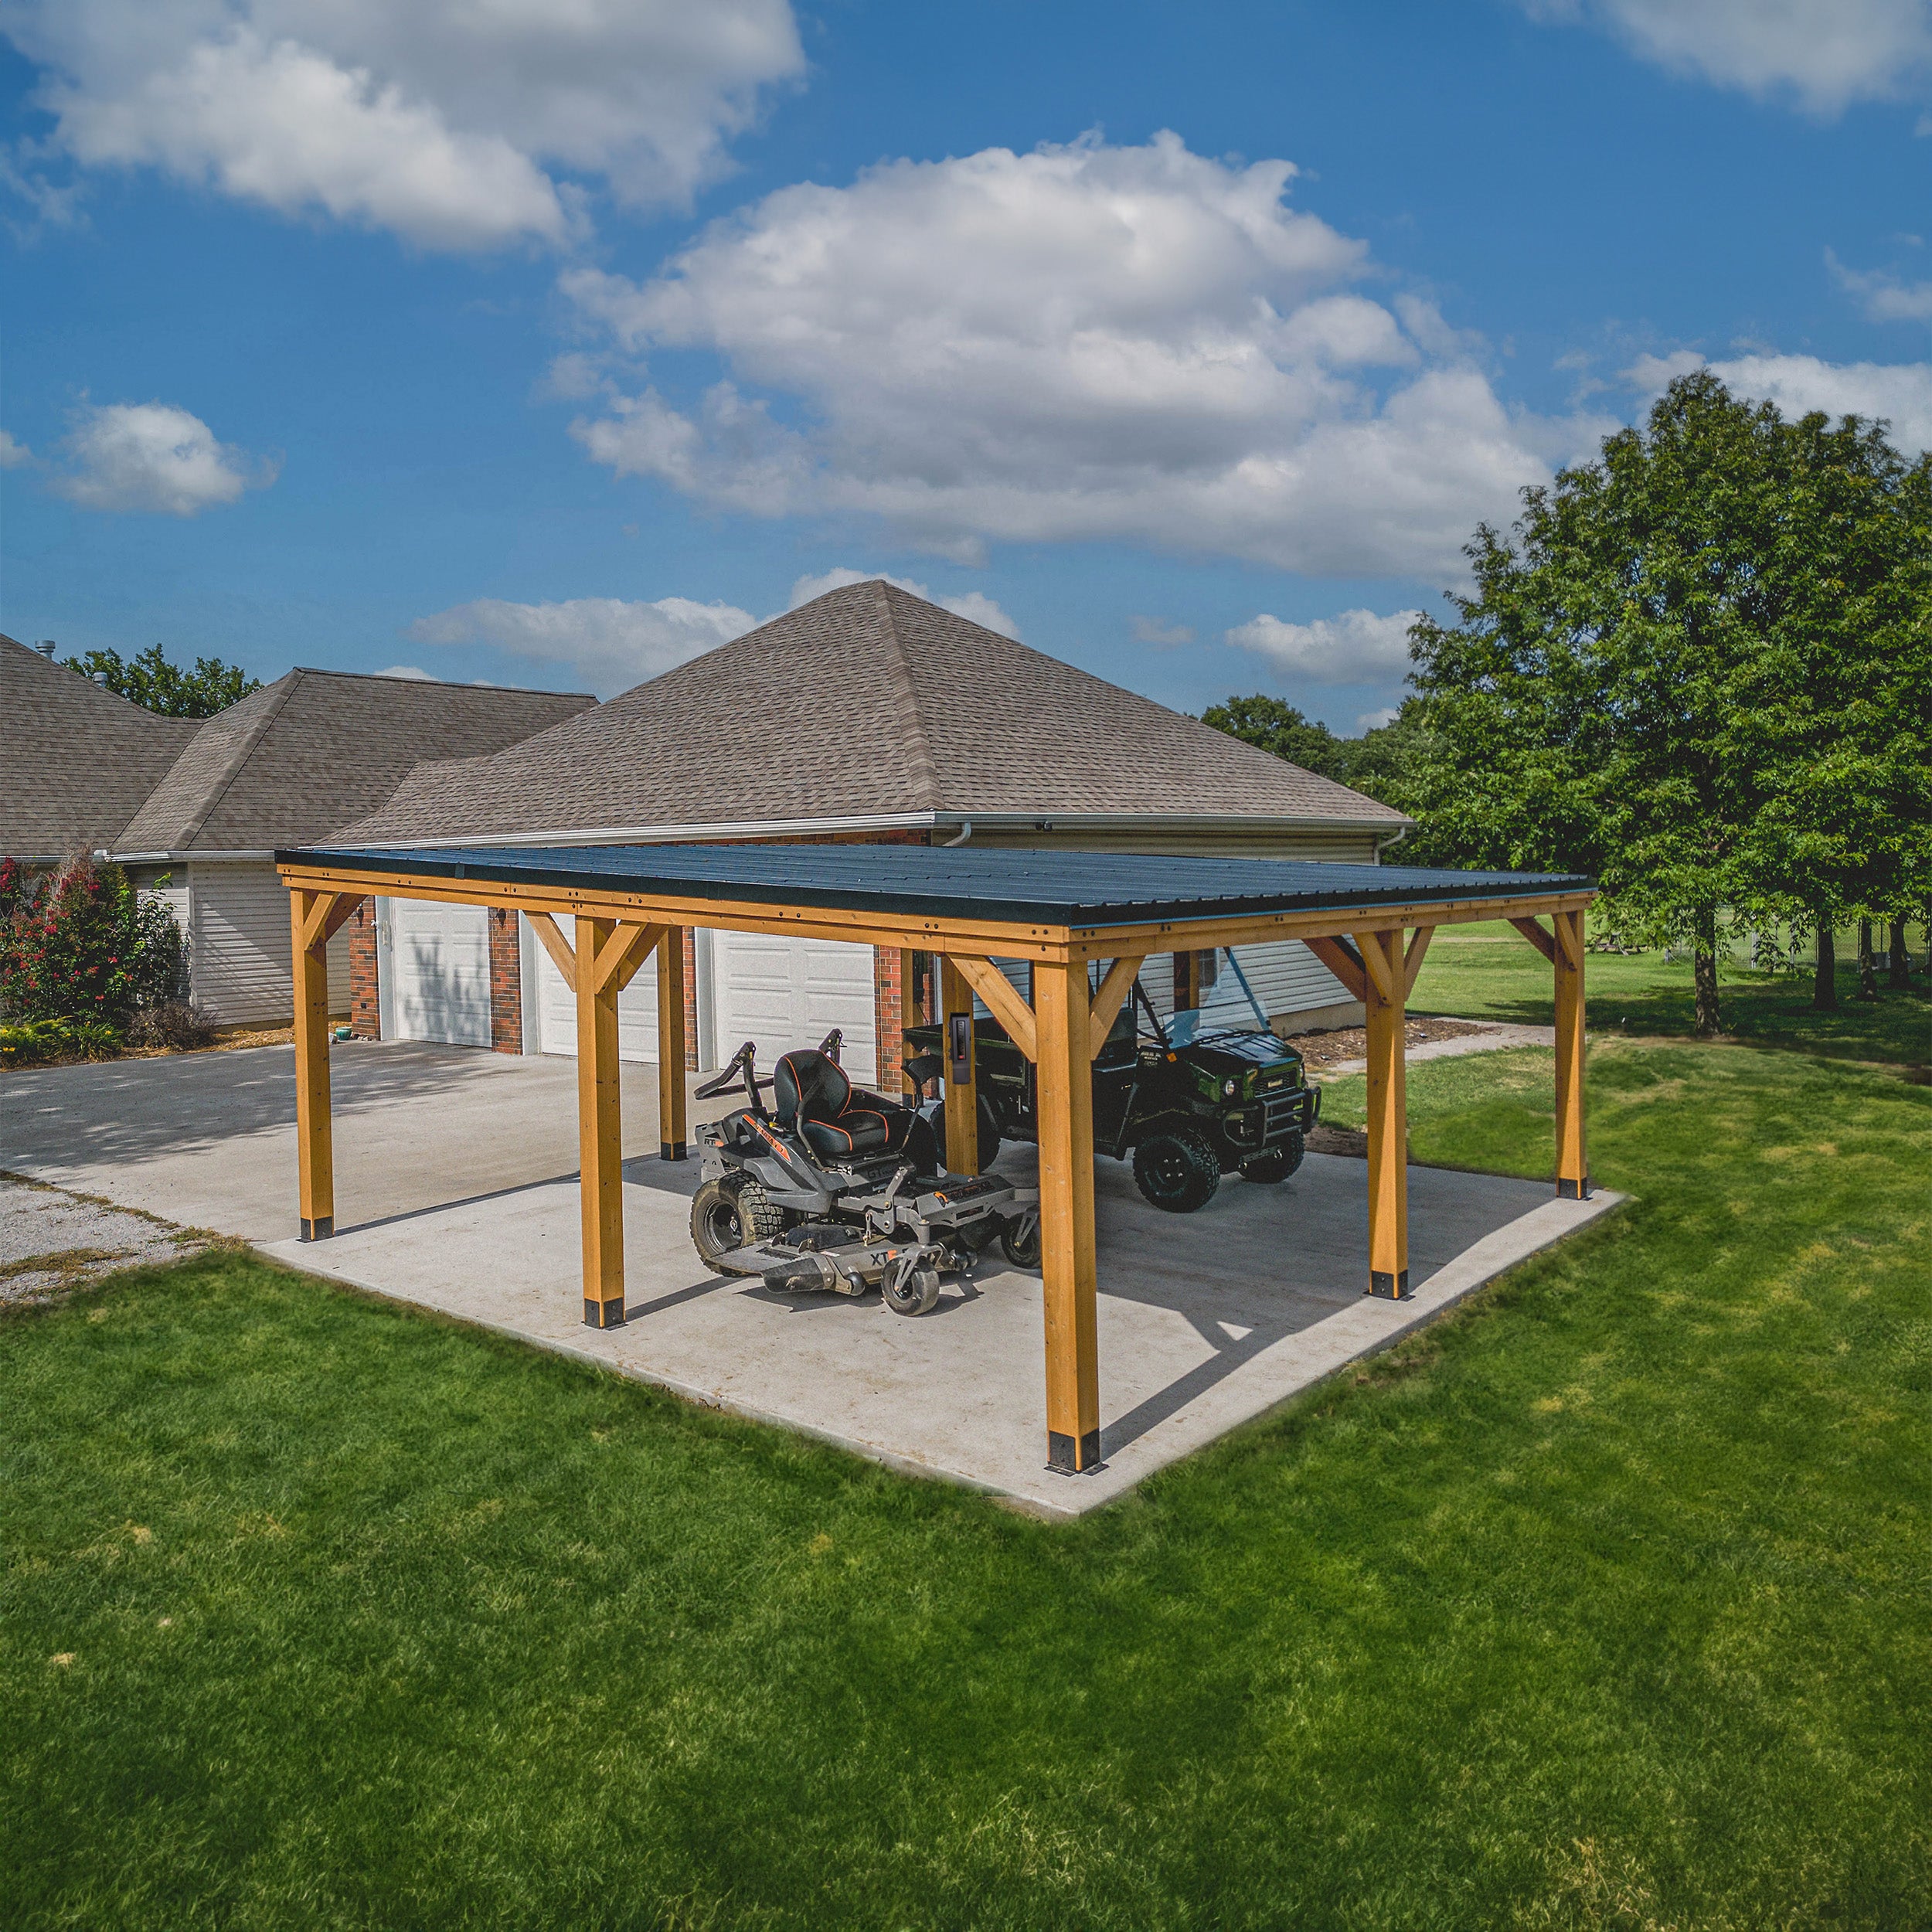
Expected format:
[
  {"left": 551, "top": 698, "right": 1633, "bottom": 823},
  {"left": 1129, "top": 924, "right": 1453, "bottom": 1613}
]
[
  {"left": 0, "top": 1015, "right": 122, "bottom": 1066},
  {"left": 0, "top": 855, "right": 189, "bottom": 1034}
]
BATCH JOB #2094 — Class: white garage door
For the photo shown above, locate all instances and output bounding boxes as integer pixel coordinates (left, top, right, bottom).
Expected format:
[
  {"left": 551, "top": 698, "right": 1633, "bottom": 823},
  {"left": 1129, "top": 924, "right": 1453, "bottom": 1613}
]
[
  {"left": 709, "top": 930, "right": 876, "bottom": 1083},
  {"left": 529, "top": 916, "right": 662, "bottom": 1062},
  {"left": 381, "top": 896, "right": 492, "bottom": 1047}
]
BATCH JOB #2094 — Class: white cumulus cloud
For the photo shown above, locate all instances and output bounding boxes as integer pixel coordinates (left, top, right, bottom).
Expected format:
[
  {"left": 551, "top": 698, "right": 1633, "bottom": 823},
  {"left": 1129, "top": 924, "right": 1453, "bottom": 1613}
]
[
  {"left": 1226, "top": 607, "right": 1420, "bottom": 683},
  {"left": 53, "top": 400, "right": 273, "bottom": 514},
  {"left": 1828, "top": 249, "right": 1932, "bottom": 324},
  {"left": 1, "top": 0, "right": 804, "bottom": 250},
  {"left": 1626, "top": 350, "right": 1932, "bottom": 452},
  {"left": 408, "top": 594, "right": 759, "bottom": 695},
  {"left": 560, "top": 132, "right": 1594, "bottom": 577},
  {"left": 1130, "top": 615, "right": 1195, "bottom": 646},
  {"left": 0, "top": 427, "right": 29, "bottom": 468},
  {"left": 1522, "top": 0, "right": 1932, "bottom": 114},
  {"left": 785, "top": 567, "right": 1019, "bottom": 638}
]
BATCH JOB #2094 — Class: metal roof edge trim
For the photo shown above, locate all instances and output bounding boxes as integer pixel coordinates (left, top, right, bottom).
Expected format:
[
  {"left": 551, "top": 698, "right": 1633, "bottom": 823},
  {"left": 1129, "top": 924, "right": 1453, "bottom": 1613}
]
[{"left": 277, "top": 844, "right": 1594, "bottom": 931}]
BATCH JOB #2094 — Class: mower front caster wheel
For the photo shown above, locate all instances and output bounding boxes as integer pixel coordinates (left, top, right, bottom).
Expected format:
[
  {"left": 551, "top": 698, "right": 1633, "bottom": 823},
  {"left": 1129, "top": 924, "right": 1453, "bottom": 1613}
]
[{"left": 882, "top": 1264, "right": 941, "bottom": 1316}]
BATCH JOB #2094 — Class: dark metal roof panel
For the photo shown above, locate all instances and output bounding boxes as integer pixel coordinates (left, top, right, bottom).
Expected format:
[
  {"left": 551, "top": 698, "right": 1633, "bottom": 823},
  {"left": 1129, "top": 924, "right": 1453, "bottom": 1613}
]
[{"left": 284, "top": 840, "right": 1593, "bottom": 930}]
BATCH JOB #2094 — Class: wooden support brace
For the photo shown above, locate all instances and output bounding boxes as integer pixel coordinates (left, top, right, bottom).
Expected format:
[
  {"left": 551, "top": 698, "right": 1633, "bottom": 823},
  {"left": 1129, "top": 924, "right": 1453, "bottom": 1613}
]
[
  {"left": 1087, "top": 954, "right": 1145, "bottom": 1060},
  {"left": 527, "top": 911, "right": 577, "bottom": 992},
  {"left": 576, "top": 914, "right": 626, "bottom": 1329},
  {"left": 1553, "top": 907, "right": 1590, "bottom": 1200},
  {"left": 1361, "top": 927, "right": 1410, "bottom": 1300},
  {"left": 290, "top": 888, "right": 338, "bottom": 1241},
  {"left": 1403, "top": 924, "right": 1436, "bottom": 997},
  {"left": 1036, "top": 958, "right": 1101, "bottom": 1474},
  {"left": 1509, "top": 915, "right": 1558, "bottom": 964},
  {"left": 594, "top": 920, "right": 665, "bottom": 998},
  {"left": 658, "top": 925, "right": 687, "bottom": 1161},
  {"left": 947, "top": 953, "right": 1038, "bottom": 1062},
  {"left": 1304, "top": 934, "right": 1369, "bottom": 1005}
]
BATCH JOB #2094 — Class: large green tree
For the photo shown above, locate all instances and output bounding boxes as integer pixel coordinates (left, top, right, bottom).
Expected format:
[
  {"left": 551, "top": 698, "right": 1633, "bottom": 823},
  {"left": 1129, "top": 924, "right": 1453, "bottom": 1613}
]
[
  {"left": 1199, "top": 694, "right": 1440, "bottom": 818},
  {"left": 1407, "top": 372, "right": 1784, "bottom": 1034},
  {"left": 1199, "top": 696, "right": 1345, "bottom": 780},
  {"left": 63, "top": 642, "right": 259, "bottom": 718}
]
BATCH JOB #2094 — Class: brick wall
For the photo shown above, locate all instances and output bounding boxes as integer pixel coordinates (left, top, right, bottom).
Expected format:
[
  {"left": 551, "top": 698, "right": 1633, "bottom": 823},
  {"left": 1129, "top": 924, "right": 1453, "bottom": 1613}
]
[
  {"left": 681, "top": 927, "right": 699, "bottom": 1070},
  {"left": 488, "top": 906, "right": 522, "bottom": 1054},
  {"left": 347, "top": 896, "right": 379, "bottom": 1039}
]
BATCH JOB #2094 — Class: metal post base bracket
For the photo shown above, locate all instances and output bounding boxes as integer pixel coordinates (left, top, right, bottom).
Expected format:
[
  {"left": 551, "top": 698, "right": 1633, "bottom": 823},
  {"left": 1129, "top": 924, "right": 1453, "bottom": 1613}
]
[
  {"left": 1047, "top": 1429, "right": 1104, "bottom": 1475},
  {"left": 661, "top": 1141, "right": 687, "bottom": 1162},
  {"left": 1557, "top": 1175, "right": 1594, "bottom": 1201},
  {"left": 300, "top": 1216, "right": 334, "bottom": 1243},
  {"left": 583, "top": 1297, "right": 627, "bottom": 1329},
  {"left": 1367, "top": 1269, "right": 1411, "bottom": 1301}
]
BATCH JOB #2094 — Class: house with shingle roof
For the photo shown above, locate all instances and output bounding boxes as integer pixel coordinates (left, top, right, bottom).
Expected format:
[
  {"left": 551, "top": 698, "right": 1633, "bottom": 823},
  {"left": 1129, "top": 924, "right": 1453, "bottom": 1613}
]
[
  {"left": 328, "top": 581, "right": 1409, "bottom": 1081},
  {"left": 1, "top": 634, "right": 200, "bottom": 862},
  {"left": 1, "top": 634, "right": 592, "bottom": 1026}
]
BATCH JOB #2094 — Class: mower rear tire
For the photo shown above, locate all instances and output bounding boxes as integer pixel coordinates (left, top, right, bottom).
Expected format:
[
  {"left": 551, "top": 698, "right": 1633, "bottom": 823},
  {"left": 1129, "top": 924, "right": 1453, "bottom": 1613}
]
[
  {"left": 1132, "top": 1124, "right": 1221, "bottom": 1213},
  {"left": 691, "top": 1174, "right": 787, "bottom": 1274}
]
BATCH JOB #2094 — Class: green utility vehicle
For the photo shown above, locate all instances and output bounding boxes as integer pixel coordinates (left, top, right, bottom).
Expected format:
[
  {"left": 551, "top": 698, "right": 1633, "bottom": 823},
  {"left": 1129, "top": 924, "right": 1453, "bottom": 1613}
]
[{"left": 905, "top": 972, "right": 1321, "bottom": 1214}]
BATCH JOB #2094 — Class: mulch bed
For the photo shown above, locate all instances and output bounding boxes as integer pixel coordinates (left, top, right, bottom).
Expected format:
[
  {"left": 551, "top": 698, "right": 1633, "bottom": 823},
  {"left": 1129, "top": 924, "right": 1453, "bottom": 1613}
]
[{"left": 1291, "top": 1015, "right": 1488, "bottom": 1073}]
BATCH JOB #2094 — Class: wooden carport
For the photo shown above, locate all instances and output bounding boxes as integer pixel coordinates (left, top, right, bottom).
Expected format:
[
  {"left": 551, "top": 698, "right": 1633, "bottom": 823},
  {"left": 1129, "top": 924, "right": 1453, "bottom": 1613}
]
[{"left": 278, "top": 845, "right": 1594, "bottom": 1475}]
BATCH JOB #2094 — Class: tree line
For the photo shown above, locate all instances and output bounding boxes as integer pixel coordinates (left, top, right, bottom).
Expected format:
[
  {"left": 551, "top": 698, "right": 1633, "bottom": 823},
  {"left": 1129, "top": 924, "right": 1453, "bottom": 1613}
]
[{"left": 1206, "top": 372, "right": 1930, "bottom": 1033}]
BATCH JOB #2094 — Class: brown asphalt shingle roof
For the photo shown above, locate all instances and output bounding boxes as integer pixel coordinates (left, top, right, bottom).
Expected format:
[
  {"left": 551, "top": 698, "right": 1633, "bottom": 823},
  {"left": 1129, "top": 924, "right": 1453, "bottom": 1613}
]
[
  {"left": 1, "top": 634, "right": 201, "bottom": 860},
  {"left": 115, "top": 668, "right": 594, "bottom": 853},
  {"left": 331, "top": 581, "right": 1403, "bottom": 843}
]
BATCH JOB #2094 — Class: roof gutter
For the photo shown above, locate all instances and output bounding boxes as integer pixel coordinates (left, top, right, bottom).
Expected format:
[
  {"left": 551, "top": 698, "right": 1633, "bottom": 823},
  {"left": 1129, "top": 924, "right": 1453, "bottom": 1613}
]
[{"left": 328, "top": 808, "right": 1410, "bottom": 853}]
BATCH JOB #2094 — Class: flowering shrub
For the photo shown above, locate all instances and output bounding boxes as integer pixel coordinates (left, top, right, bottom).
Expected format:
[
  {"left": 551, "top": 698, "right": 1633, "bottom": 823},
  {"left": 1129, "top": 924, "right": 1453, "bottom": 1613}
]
[{"left": 0, "top": 855, "right": 192, "bottom": 1039}]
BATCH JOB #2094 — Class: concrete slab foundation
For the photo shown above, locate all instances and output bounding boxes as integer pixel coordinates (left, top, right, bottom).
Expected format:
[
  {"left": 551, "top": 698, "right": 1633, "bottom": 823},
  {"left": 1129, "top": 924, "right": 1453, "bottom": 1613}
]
[{"left": 2, "top": 1040, "right": 1621, "bottom": 1517}]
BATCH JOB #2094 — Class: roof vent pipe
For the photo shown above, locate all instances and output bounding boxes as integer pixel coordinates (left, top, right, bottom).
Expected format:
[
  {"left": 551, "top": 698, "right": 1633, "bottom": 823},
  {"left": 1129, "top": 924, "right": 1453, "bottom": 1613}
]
[{"left": 941, "top": 821, "right": 973, "bottom": 848}]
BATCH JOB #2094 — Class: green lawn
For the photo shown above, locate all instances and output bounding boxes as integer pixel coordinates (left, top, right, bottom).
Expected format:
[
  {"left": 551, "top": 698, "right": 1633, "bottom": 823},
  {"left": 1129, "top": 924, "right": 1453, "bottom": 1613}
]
[
  {"left": 1411, "top": 920, "right": 1930, "bottom": 1067},
  {"left": 4, "top": 1038, "right": 1928, "bottom": 1927}
]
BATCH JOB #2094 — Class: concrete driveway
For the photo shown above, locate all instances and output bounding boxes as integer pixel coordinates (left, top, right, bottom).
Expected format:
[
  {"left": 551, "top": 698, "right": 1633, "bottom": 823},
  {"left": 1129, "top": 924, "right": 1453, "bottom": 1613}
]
[{"left": 0, "top": 1039, "right": 1620, "bottom": 1515}]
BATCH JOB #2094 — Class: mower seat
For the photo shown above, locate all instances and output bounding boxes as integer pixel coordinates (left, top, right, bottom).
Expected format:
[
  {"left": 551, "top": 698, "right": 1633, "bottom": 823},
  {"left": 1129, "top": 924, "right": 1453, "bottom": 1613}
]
[{"left": 773, "top": 1048, "right": 923, "bottom": 1159}]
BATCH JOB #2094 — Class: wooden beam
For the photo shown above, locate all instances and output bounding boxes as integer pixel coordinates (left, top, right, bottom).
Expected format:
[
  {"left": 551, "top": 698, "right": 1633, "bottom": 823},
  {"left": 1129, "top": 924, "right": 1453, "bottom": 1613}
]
[
  {"left": 1087, "top": 954, "right": 1145, "bottom": 1060},
  {"left": 1349, "top": 928, "right": 1400, "bottom": 1006},
  {"left": 1553, "top": 907, "right": 1590, "bottom": 1200},
  {"left": 1362, "top": 928, "right": 1410, "bottom": 1300},
  {"left": 290, "top": 889, "right": 335, "bottom": 1242},
  {"left": 297, "top": 886, "right": 352, "bottom": 957},
  {"left": 1403, "top": 923, "right": 1436, "bottom": 998},
  {"left": 1036, "top": 958, "right": 1101, "bottom": 1473},
  {"left": 594, "top": 920, "right": 665, "bottom": 998},
  {"left": 1304, "top": 934, "right": 1369, "bottom": 1005},
  {"left": 947, "top": 953, "right": 1038, "bottom": 1063},
  {"left": 277, "top": 859, "right": 1594, "bottom": 965},
  {"left": 576, "top": 915, "right": 626, "bottom": 1330},
  {"left": 526, "top": 911, "right": 577, "bottom": 993},
  {"left": 1509, "top": 915, "right": 1558, "bottom": 964},
  {"left": 657, "top": 924, "right": 688, "bottom": 1162},
  {"left": 938, "top": 954, "right": 979, "bottom": 1176}
]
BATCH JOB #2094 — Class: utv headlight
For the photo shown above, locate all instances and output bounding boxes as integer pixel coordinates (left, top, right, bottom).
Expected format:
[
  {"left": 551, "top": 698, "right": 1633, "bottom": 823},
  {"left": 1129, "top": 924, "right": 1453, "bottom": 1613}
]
[{"left": 1222, "top": 1078, "right": 1239, "bottom": 1098}]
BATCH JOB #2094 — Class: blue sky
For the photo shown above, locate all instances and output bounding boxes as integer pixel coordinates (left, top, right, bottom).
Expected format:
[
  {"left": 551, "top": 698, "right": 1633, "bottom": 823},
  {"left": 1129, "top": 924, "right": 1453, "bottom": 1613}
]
[{"left": 2, "top": 0, "right": 1928, "bottom": 730}]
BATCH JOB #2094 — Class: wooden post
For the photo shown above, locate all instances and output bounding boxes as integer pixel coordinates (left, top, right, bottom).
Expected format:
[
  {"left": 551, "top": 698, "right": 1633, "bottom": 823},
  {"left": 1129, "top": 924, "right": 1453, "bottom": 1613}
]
[
  {"left": 939, "top": 954, "right": 978, "bottom": 1177},
  {"left": 577, "top": 915, "right": 626, "bottom": 1328},
  {"left": 1173, "top": 949, "right": 1201, "bottom": 1012},
  {"left": 658, "top": 923, "right": 687, "bottom": 1161},
  {"left": 1553, "top": 907, "right": 1590, "bottom": 1199},
  {"left": 1359, "top": 926, "right": 1410, "bottom": 1299},
  {"left": 1036, "top": 959, "right": 1100, "bottom": 1473},
  {"left": 291, "top": 888, "right": 336, "bottom": 1241}
]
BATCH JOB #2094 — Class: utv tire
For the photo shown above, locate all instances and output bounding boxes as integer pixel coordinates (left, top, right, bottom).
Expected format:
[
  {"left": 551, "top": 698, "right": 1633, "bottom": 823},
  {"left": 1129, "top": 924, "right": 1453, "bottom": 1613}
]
[
  {"left": 691, "top": 1175, "right": 787, "bottom": 1274},
  {"left": 930, "top": 1098, "right": 1001, "bottom": 1172},
  {"left": 1132, "top": 1124, "right": 1221, "bottom": 1213},
  {"left": 998, "top": 1207, "right": 1042, "bottom": 1269},
  {"left": 1240, "top": 1134, "right": 1304, "bottom": 1185},
  {"left": 882, "top": 1264, "right": 941, "bottom": 1316}
]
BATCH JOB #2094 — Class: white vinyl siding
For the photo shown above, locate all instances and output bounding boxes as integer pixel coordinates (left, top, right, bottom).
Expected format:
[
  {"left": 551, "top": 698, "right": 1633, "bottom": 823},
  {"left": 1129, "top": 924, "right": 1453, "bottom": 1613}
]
[
  {"left": 185, "top": 862, "right": 307, "bottom": 1026},
  {"left": 380, "top": 897, "right": 491, "bottom": 1048}
]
